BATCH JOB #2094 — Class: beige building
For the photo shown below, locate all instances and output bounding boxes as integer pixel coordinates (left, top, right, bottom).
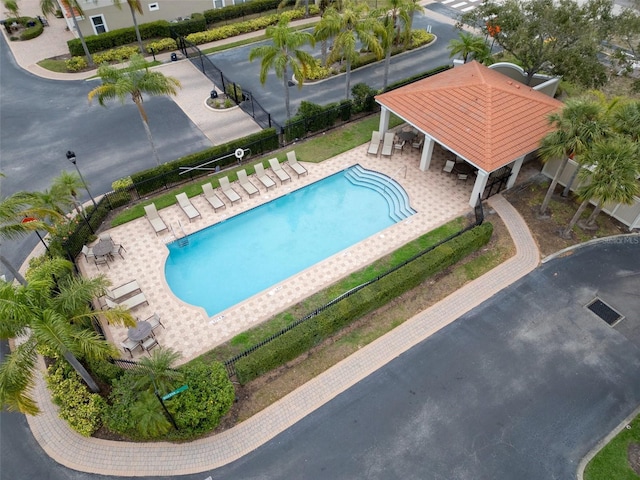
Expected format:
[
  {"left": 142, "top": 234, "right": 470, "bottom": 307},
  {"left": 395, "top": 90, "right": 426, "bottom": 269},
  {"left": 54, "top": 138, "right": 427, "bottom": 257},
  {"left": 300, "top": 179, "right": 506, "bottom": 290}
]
[{"left": 61, "top": 0, "right": 244, "bottom": 38}]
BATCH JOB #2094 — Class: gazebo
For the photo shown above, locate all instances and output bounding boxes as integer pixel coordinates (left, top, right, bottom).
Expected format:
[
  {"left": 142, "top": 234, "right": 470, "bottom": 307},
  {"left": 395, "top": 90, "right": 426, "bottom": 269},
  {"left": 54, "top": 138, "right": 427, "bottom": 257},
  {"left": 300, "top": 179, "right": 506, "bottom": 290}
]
[{"left": 375, "top": 61, "right": 564, "bottom": 207}]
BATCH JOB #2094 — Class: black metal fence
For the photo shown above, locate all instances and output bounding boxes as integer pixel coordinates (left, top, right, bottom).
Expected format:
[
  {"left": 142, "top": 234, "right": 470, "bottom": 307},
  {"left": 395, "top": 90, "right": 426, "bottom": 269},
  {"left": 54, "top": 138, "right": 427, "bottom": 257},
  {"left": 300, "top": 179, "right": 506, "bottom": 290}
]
[{"left": 222, "top": 204, "right": 485, "bottom": 377}]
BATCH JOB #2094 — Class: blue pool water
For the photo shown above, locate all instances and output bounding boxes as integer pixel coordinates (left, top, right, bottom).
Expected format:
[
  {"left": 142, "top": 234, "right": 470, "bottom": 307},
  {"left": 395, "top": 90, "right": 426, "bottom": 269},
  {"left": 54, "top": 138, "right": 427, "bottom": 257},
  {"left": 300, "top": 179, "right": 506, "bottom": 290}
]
[{"left": 165, "top": 166, "right": 409, "bottom": 316}]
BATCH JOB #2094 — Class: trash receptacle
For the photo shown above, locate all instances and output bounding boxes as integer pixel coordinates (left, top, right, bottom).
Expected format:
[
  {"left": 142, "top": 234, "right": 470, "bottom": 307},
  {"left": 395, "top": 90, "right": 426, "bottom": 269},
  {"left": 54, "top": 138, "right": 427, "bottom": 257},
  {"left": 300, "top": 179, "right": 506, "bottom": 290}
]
[
  {"left": 210, "top": 90, "right": 218, "bottom": 99},
  {"left": 170, "top": 52, "right": 178, "bottom": 62}
]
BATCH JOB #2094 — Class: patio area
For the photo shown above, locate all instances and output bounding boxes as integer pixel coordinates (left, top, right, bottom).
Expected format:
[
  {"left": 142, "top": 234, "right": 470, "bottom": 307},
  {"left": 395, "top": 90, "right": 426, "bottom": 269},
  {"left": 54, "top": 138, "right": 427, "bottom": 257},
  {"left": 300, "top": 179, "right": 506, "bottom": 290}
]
[{"left": 78, "top": 139, "right": 473, "bottom": 364}]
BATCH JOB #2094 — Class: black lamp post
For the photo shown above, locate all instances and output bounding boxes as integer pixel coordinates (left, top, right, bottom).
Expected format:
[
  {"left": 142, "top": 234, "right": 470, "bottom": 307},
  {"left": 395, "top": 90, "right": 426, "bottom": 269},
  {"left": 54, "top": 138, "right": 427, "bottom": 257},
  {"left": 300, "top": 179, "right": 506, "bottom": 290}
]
[{"left": 66, "top": 151, "right": 97, "bottom": 208}]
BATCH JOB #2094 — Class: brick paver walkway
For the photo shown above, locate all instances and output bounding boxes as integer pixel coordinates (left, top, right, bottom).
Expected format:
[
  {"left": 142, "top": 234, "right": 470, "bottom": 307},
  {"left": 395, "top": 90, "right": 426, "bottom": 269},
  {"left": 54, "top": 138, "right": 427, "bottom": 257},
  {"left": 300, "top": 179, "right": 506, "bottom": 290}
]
[{"left": 26, "top": 194, "right": 539, "bottom": 476}]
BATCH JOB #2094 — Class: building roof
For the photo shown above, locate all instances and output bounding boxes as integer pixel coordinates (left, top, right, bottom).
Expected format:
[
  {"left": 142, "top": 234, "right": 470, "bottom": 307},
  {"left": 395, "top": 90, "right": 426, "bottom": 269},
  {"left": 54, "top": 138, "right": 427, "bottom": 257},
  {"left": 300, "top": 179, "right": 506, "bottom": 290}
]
[{"left": 375, "top": 61, "right": 564, "bottom": 172}]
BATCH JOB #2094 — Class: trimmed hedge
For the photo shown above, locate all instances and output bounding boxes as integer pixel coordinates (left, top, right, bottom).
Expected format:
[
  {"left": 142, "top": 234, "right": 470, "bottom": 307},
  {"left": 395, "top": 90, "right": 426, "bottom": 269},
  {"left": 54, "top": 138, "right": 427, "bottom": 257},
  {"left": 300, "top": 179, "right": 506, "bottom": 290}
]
[
  {"left": 203, "top": 0, "right": 285, "bottom": 24},
  {"left": 234, "top": 222, "right": 494, "bottom": 384},
  {"left": 68, "top": 20, "right": 171, "bottom": 56}
]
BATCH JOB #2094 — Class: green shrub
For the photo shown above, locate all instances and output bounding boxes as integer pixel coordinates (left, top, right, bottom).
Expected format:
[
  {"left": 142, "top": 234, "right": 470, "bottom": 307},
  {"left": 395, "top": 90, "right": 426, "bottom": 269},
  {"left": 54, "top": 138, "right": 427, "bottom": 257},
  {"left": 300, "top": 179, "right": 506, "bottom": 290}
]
[
  {"left": 65, "top": 56, "right": 88, "bottom": 72},
  {"left": 93, "top": 45, "right": 139, "bottom": 64},
  {"left": 410, "top": 30, "right": 435, "bottom": 48},
  {"left": 351, "top": 83, "right": 378, "bottom": 113},
  {"left": 145, "top": 37, "right": 177, "bottom": 53},
  {"left": 234, "top": 223, "right": 494, "bottom": 383},
  {"left": 104, "top": 373, "right": 141, "bottom": 438},
  {"left": 112, "top": 176, "right": 133, "bottom": 191},
  {"left": 68, "top": 20, "right": 171, "bottom": 55},
  {"left": 86, "top": 358, "right": 125, "bottom": 384},
  {"left": 19, "top": 19, "right": 43, "bottom": 40},
  {"left": 168, "top": 12, "right": 206, "bottom": 37},
  {"left": 225, "top": 82, "right": 243, "bottom": 101},
  {"left": 166, "top": 361, "right": 235, "bottom": 439},
  {"left": 304, "top": 59, "right": 331, "bottom": 81},
  {"left": 46, "top": 360, "right": 106, "bottom": 437},
  {"left": 203, "top": 0, "right": 281, "bottom": 24}
]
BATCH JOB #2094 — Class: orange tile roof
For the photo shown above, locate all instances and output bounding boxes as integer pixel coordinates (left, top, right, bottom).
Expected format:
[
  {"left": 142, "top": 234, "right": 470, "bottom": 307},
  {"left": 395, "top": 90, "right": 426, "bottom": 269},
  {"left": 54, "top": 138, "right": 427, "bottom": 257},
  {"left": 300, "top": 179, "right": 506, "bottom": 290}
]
[{"left": 375, "top": 61, "right": 564, "bottom": 172}]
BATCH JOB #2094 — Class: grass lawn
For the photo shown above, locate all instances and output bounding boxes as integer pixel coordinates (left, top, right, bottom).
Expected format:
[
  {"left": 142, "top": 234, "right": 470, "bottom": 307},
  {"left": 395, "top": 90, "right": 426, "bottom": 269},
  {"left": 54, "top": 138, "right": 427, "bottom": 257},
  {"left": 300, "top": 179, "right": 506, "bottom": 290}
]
[{"left": 585, "top": 414, "right": 640, "bottom": 480}]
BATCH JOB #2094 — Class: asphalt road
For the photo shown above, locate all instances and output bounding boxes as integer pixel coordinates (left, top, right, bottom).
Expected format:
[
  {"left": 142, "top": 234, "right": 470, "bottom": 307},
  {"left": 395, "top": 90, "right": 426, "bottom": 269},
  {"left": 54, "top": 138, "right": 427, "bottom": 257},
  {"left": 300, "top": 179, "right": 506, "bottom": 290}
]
[
  {"left": 208, "top": 13, "right": 461, "bottom": 127},
  {"left": 0, "top": 34, "right": 212, "bottom": 278}
]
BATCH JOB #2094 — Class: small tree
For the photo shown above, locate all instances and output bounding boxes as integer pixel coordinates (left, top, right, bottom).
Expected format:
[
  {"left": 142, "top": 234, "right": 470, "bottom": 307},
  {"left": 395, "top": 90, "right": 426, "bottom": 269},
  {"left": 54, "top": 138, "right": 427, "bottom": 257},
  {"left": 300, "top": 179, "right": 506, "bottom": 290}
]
[
  {"left": 4, "top": 0, "right": 19, "bottom": 19},
  {"left": 41, "top": 0, "right": 94, "bottom": 66},
  {"left": 88, "top": 54, "right": 181, "bottom": 166},
  {"left": 448, "top": 31, "right": 491, "bottom": 63}
]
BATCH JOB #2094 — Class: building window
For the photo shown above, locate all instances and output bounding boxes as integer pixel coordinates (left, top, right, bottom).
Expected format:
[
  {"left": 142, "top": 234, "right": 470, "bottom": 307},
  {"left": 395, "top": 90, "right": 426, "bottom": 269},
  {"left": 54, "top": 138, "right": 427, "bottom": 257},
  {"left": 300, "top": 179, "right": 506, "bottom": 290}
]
[
  {"left": 234, "top": 0, "right": 250, "bottom": 4},
  {"left": 148, "top": 2, "right": 159, "bottom": 11},
  {"left": 213, "top": 0, "right": 223, "bottom": 7},
  {"left": 90, "top": 14, "right": 107, "bottom": 34}
]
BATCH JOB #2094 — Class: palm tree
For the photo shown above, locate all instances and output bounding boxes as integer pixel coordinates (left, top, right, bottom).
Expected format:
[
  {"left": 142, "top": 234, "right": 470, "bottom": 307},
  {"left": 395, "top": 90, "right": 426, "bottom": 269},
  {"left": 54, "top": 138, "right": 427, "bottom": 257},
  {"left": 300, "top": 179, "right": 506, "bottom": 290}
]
[
  {"left": 249, "top": 18, "right": 316, "bottom": 120},
  {"left": 561, "top": 137, "right": 640, "bottom": 238},
  {"left": 51, "top": 170, "right": 87, "bottom": 218},
  {"left": 0, "top": 257, "right": 135, "bottom": 414},
  {"left": 88, "top": 54, "right": 181, "bottom": 167},
  {"left": 113, "top": 0, "right": 145, "bottom": 54},
  {"left": 325, "top": 2, "right": 383, "bottom": 100},
  {"left": 314, "top": 7, "right": 342, "bottom": 66},
  {"left": 448, "top": 31, "right": 490, "bottom": 63},
  {"left": 612, "top": 100, "right": 640, "bottom": 142},
  {"left": 129, "top": 347, "right": 182, "bottom": 395},
  {"left": 40, "top": 0, "right": 94, "bottom": 66},
  {"left": 0, "top": 191, "right": 62, "bottom": 285},
  {"left": 373, "top": 12, "right": 396, "bottom": 91},
  {"left": 538, "top": 97, "right": 609, "bottom": 216}
]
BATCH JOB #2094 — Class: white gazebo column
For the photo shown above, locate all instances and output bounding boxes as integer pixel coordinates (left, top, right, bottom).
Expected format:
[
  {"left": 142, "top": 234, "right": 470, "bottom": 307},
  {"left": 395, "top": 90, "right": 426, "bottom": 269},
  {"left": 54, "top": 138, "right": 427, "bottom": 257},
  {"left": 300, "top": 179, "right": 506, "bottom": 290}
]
[
  {"left": 419, "top": 137, "right": 435, "bottom": 171},
  {"left": 378, "top": 107, "right": 391, "bottom": 135},
  {"left": 468, "top": 170, "right": 489, "bottom": 207},
  {"left": 506, "top": 155, "right": 525, "bottom": 189}
]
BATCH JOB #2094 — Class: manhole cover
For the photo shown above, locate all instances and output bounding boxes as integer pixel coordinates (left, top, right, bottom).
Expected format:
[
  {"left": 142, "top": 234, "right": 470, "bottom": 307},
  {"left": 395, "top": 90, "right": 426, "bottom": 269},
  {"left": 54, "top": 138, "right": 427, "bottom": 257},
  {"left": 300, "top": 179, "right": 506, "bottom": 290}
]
[{"left": 586, "top": 298, "right": 624, "bottom": 326}]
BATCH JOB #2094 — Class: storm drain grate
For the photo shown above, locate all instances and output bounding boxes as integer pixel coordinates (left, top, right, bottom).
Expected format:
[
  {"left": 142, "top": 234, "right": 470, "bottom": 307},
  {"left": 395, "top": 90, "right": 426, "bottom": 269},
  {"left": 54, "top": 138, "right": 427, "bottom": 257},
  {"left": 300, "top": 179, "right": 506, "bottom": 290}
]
[{"left": 586, "top": 298, "right": 624, "bottom": 326}]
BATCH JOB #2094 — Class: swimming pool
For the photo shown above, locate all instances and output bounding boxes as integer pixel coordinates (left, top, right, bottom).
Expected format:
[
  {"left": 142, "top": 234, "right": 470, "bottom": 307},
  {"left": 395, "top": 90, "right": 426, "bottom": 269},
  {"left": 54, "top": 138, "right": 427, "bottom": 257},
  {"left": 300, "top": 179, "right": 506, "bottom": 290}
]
[{"left": 165, "top": 165, "right": 415, "bottom": 316}]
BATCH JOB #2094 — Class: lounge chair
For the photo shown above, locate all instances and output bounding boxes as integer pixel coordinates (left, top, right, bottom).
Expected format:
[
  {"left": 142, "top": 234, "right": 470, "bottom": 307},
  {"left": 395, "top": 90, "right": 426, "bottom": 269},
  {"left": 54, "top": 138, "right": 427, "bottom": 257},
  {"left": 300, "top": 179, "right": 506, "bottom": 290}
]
[
  {"left": 176, "top": 192, "right": 201, "bottom": 222},
  {"left": 442, "top": 160, "right": 455, "bottom": 173},
  {"left": 105, "top": 292, "right": 149, "bottom": 310},
  {"left": 219, "top": 176, "right": 242, "bottom": 204},
  {"left": 367, "top": 130, "right": 382, "bottom": 156},
  {"left": 268, "top": 158, "right": 291, "bottom": 184},
  {"left": 286, "top": 151, "right": 308, "bottom": 177},
  {"left": 106, "top": 280, "right": 141, "bottom": 302},
  {"left": 143, "top": 204, "right": 168, "bottom": 236},
  {"left": 81, "top": 245, "right": 95, "bottom": 263},
  {"left": 254, "top": 163, "right": 276, "bottom": 190},
  {"left": 237, "top": 169, "right": 260, "bottom": 197},
  {"left": 201, "top": 182, "right": 226, "bottom": 212},
  {"left": 380, "top": 132, "right": 395, "bottom": 158}
]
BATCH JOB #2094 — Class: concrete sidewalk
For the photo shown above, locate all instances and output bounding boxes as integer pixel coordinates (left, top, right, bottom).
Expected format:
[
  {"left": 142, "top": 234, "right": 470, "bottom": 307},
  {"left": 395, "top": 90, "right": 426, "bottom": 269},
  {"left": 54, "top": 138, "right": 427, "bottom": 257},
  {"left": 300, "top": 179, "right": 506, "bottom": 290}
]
[{"left": 25, "top": 195, "right": 540, "bottom": 476}]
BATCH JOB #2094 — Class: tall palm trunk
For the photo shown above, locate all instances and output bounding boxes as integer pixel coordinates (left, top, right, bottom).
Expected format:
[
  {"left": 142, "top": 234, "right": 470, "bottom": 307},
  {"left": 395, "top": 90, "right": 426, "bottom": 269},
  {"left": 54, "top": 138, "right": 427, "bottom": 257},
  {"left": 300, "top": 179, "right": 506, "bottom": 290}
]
[
  {"left": 133, "top": 98, "right": 161, "bottom": 166},
  {"left": 562, "top": 198, "right": 589, "bottom": 238},
  {"left": 345, "top": 58, "right": 352, "bottom": 100},
  {"left": 62, "top": 350, "right": 100, "bottom": 393},
  {"left": 584, "top": 202, "right": 603, "bottom": 228},
  {"left": 283, "top": 65, "right": 291, "bottom": 119},
  {"left": 70, "top": 12, "right": 94, "bottom": 67},
  {"left": 540, "top": 157, "right": 569, "bottom": 215},
  {"left": 129, "top": 4, "right": 144, "bottom": 54},
  {"left": 0, "top": 254, "right": 26, "bottom": 285},
  {"left": 382, "top": 48, "right": 391, "bottom": 90},
  {"left": 562, "top": 165, "right": 580, "bottom": 197}
]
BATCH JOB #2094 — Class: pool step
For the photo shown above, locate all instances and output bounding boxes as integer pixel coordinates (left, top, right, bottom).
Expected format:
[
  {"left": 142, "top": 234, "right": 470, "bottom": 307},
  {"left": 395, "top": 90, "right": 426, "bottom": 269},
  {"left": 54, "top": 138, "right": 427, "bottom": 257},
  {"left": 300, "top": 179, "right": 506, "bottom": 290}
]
[{"left": 344, "top": 165, "right": 416, "bottom": 222}]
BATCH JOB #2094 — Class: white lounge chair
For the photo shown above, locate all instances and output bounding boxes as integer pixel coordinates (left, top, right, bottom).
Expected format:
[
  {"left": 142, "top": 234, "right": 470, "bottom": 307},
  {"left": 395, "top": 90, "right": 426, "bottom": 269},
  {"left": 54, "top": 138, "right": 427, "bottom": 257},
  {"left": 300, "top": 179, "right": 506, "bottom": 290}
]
[
  {"left": 106, "top": 280, "right": 141, "bottom": 302},
  {"left": 237, "top": 169, "right": 260, "bottom": 197},
  {"left": 442, "top": 160, "right": 455, "bottom": 173},
  {"left": 380, "top": 132, "right": 395, "bottom": 158},
  {"left": 367, "top": 130, "right": 381, "bottom": 156},
  {"left": 219, "top": 176, "right": 242, "bottom": 204},
  {"left": 201, "top": 182, "right": 226, "bottom": 212},
  {"left": 268, "top": 158, "right": 291, "bottom": 184},
  {"left": 254, "top": 163, "right": 276, "bottom": 190},
  {"left": 286, "top": 151, "right": 308, "bottom": 177},
  {"left": 105, "top": 292, "right": 149, "bottom": 310},
  {"left": 176, "top": 192, "right": 201, "bottom": 222},
  {"left": 143, "top": 203, "right": 168, "bottom": 236}
]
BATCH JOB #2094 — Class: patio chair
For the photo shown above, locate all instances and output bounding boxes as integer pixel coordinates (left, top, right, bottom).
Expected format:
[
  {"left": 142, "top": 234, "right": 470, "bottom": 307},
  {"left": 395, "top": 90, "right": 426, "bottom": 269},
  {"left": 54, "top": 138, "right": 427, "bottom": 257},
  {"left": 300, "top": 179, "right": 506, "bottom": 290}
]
[
  {"left": 237, "top": 169, "right": 260, "bottom": 197},
  {"left": 255, "top": 163, "right": 276, "bottom": 190},
  {"left": 442, "top": 160, "right": 455, "bottom": 173},
  {"left": 411, "top": 135, "right": 424, "bottom": 151},
  {"left": 176, "top": 192, "right": 201, "bottom": 222},
  {"left": 110, "top": 243, "right": 126, "bottom": 260},
  {"left": 146, "top": 312, "right": 165, "bottom": 336},
  {"left": 219, "top": 176, "right": 242, "bottom": 205},
  {"left": 94, "top": 255, "right": 110, "bottom": 270},
  {"left": 367, "top": 130, "right": 382, "bottom": 156},
  {"left": 380, "top": 132, "right": 395, "bottom": 158},
  {"left": 393, "top": 140, "right": 406, "bottom": 155},
  {"left": 81, "top": 245, "right": 95, "bottom": 263},
  {"left": 99, "top": 233, "right": 112, "bottom": 242},
  {"left": 141, "top": 336, "right": 159, "bottom": 353},
  {"left": 268, "top": 158, "right": 291, "bottom": 184},
  {"left": 457, "top": 173, "right": 469, "bottom": 183},
  {"left": 143, "top": 203, "right": 168, "bottom": 236},
  {"left": 106, "top": 280, "right": 141, "bottom": 302},
  {"left": 121, "top": 338, "right": 143, "bottom": 358},
  {"left": 201, "top": 182, "right": 226, "bottom": 212},
  {"left": 286, "top": 151, "right": 308, "bottom": 177}
]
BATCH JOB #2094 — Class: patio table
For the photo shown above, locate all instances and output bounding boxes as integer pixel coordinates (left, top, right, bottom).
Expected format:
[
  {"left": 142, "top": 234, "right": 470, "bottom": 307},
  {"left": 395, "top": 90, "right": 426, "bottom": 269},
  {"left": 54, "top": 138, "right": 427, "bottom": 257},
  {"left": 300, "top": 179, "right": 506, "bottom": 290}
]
[
  {"left": 397, "top": 131, "right": 416, "bottom": 142},
  {"left": 453, "top": 163, "right": 474, "bottom": 175},
  {"left": 128, "top": 321, "right": 152, "bottom": 342},
  {"left": 92, "top": 239, "right": 113, "bottom": 259}
]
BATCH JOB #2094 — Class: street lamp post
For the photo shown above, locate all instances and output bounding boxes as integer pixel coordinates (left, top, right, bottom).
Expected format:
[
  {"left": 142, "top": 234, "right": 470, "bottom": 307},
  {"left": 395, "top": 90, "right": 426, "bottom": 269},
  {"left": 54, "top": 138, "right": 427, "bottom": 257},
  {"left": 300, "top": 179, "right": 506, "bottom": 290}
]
[{"left": 65, "top": 151, "right": 97, "bottom": 208}]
